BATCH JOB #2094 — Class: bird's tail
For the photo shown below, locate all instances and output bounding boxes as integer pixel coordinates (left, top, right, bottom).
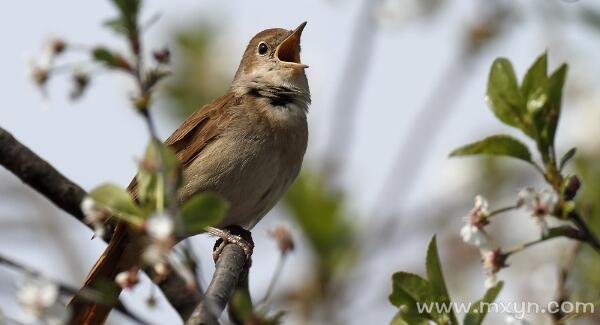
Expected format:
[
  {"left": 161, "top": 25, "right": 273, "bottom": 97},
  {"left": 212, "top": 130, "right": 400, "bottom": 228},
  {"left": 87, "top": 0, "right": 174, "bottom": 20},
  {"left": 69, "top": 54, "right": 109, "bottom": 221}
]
[{"left": 68, "top": 222, "right": 140, "bottom": 324}]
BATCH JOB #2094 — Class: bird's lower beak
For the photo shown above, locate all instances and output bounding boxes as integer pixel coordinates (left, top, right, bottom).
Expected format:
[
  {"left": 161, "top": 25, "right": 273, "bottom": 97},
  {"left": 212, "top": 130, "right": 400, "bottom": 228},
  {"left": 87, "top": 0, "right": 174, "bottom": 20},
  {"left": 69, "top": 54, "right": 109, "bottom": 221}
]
[{"left": 275, "top": 22, "right": 308, "bottom": 69}]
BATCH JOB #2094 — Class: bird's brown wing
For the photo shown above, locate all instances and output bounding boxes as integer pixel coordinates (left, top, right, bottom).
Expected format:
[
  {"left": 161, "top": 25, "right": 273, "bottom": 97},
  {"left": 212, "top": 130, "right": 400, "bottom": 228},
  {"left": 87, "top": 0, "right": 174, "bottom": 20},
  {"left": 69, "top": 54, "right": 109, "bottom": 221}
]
[
  {"left": 165, "top": 92, "right": 238, "bottom": 166},
  {"left": 128, "top": 92, "right": 239, "bottom": 197}
]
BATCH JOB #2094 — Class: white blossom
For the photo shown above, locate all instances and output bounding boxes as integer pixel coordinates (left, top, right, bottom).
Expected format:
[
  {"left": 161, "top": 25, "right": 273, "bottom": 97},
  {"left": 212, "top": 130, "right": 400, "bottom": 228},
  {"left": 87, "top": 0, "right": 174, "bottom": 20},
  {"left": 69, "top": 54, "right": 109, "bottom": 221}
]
[
  {"left": 517, "top": 188, "right": 557, "bottom": 216},
  {"left": 80, "top": 196, "right": 108, "bottom": 238},
  {"left": 153, "top": 262, "right": 168, "bottom": 277},
  {"left": 17, "top": 277, "right": 58, "bottom": 316},
  {"left": 517, "top": 187, "right": 535, "bottom": 208},
  {"left": 460, "top": 224, "right": 491, "bottom": 249},
  {"left": 474, "top": 195, "right": 489, "bottom": 214},
  {"left": 460, "top": 195, "right": 492, "bottom": 249},
  {"left": 482, "top": 250, "right": 500, "bottom": 272},
  {"left": 481, "top": 249, "right": 506, "bottom": 289},
  {"left": 146, "top": 213, "right": 174, "bottom": 241},
  {"left": 16, "top": 276, "right": 68, "bottom": 324},
  {"left": 538, "top": 189, "right": 558, "bottom": 213},
  {"left": 467, "top": 195, "right": 490, "bottom": 226},
  {"left": 143, "top": 214, "right": 177, "bottom": 277},
  {"left": 115, "top": 269, "right": 139, "bottom": 289},
  {"left": 517, "top": 188, "right": 557, "bottom": 235}
]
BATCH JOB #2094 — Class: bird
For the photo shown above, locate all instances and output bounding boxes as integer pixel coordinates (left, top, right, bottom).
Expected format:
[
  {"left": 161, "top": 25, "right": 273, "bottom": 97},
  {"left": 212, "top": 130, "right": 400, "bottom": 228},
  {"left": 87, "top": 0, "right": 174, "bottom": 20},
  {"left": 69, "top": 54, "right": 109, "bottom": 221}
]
[{"left": 68, "top": 22, "right": 310, "bottom": 324}]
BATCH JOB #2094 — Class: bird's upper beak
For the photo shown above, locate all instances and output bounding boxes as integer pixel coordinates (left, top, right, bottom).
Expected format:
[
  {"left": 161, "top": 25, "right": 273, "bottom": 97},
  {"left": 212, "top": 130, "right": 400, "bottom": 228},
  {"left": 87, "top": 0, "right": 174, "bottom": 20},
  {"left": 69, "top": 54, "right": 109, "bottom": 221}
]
[{"left": 275, "top": 22, "right": 308, "bottom": 69}]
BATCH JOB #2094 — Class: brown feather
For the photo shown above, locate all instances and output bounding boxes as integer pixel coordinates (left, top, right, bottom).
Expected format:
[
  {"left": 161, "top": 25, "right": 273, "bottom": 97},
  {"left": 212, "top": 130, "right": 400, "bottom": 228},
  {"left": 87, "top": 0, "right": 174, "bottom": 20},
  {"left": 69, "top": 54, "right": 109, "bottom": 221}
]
[{"left": 166, "top": 92, "right": 239, "bottom": 167}]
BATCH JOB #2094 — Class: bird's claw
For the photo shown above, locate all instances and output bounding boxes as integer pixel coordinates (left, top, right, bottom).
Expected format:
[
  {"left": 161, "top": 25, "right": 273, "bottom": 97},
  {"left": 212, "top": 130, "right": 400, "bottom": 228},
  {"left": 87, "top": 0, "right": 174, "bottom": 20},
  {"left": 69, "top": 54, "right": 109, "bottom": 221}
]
[{"left": 206, "top": 226, "right": 254, "bottom": 263}]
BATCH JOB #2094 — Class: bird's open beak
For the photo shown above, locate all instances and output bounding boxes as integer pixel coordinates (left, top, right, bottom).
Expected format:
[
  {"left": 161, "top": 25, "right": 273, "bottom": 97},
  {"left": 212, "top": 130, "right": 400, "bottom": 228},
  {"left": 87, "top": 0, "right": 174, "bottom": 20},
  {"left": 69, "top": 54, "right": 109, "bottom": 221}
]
[{"left": 275, "top": 22, "right": 308, "bottom": 69}]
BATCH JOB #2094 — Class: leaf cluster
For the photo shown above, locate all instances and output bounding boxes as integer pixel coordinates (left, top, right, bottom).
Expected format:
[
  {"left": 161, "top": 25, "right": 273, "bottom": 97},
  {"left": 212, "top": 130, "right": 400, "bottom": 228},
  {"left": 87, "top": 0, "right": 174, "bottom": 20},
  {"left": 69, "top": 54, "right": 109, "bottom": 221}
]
[
  {"left": 450, "top": 53, "right": 571, "bottom": 184},
  {"left": 390, "top": 237, "right": 502, "bottom": 325}
]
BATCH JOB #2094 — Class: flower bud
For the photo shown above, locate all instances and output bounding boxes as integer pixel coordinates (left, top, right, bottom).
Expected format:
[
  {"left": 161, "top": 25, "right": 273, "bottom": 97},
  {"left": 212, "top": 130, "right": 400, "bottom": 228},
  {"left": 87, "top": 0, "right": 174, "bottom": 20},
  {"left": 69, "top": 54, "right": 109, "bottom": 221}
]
[
  {"left": 152, "top": 47, "right": 171, "bottom": 64},
  {"left": 268, "top": 225, "right": 295, "bottom": 254},
  {"left": 50, "top": 38, "right": 67, "bottom": 56},
  {"left": 563, "top": 175, "right": 581, "bottom": 201},
  {"left": 31, "top": 66, "right": 49, "bottom": 87},
  {"left": 70, "top": 72, "right": 90, "bottom": 100}
]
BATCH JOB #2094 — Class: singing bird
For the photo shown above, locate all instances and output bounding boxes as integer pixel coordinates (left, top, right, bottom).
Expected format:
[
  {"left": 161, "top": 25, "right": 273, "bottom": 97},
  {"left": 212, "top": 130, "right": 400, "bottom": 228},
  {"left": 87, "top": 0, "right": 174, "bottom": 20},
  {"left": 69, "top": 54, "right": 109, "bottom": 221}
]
[{"left": 70, "top": 22, "right": 310, "bottom": 323}]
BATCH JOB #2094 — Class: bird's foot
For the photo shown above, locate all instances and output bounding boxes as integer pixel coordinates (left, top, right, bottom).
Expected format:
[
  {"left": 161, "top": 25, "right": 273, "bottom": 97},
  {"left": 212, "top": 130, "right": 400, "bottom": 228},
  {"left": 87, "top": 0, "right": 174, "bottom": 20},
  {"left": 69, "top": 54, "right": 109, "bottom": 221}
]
[{"left": 206, "top": 226, "right": 254, "bottom": 263}]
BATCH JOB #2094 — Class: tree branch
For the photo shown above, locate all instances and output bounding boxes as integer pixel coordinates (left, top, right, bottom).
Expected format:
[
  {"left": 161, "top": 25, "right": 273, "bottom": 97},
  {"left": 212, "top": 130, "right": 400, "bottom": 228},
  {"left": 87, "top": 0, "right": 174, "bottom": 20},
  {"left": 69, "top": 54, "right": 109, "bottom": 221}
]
[
  {"left": 154, "top": 264, "right": 204, "bottom": 320},
  {"left": 0, "top": 126, "right": 86, "bottom": 222},
  {"left": 569, "top": 210, "right": 600, "bottom": 253},
  {"left": 0, "top": 126, "right": 201, "bottom": 319},
  {"left": 186, "top": 243, "right": 248, "bottom": 325}
]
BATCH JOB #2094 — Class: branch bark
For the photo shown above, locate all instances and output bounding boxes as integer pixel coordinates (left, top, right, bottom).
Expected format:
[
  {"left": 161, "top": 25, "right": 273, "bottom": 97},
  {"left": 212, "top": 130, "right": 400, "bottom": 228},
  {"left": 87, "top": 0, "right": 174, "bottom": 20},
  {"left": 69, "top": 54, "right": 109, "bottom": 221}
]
[
  {"left": 186, "top": 243, "right": 248, "bottom": 325},
  {"left": 0, "top": 126, "right": 201, "bottom": 319},
  {"left": 0, "top": 127, "right": 86, "bottom": 222},
  {"left": 569, "top": 210, "right": 600, "bottom": 253}
]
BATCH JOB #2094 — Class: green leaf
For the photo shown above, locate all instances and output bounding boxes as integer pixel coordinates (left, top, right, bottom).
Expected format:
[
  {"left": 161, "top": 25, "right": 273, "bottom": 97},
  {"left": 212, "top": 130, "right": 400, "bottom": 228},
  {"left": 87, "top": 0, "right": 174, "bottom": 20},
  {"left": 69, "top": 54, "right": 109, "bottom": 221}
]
[
  {"left": 181, "top": 192, "right": 228, "bottom": 234},
  {"left": 144, "top": 141, "right": 180, "bottom": 174},
  {"left": 92, "top": 47, "right": 117, "bottom": 66},
  {"left": 388, "top": 237, "right": 460, "bottom": 325},
  {"left": 449, "top": 135, "right": 532, "bottom": 163},
  {"left": 559, "top": 147, "right": 577, "bottom": 171},
  {"left": 91, "top": 47, "right": 131, "bottom": 71},
  {"left": 426, "top": 236, "right": 458, "bottom": 325},
  {"left": 526, "top": 59, "right": 567, "bottom": 164},
  {"left": 526, "top": 86, "right": 548, "bottom": 114},
  {"left": 135, "top": 141, "right": 181, "bottom": 211},
  {"left": 464, "top": 282, "right": 504, "bottom": 325},
  {"left": 389, "top": 272, "right": 434, "bottom": 322},
  {"left": 486, "top": 58, "right": 527, "bottom": 132},
  {"left": 106, "top": 0, "right": 141, "bottom": 35},
  {"left": 390, "top": 272, "right": 432, "bottom": 308},
  {"left": 544, "top": 63, "right": 568, "bottom": 151},
  {"left": 103, "top": 18, "right": 128, "bottom": 35},
  {"left": 89, "top": 183, "right": 143, "bottom": 224},
  {"left": 521, "top": 53, "right": 547, "bottom": 98}
]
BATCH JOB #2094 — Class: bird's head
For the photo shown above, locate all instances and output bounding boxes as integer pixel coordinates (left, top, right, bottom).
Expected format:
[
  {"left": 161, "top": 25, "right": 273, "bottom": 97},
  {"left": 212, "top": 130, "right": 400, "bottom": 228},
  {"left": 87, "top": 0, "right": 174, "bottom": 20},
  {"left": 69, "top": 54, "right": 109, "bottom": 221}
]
[{"left": 232, "top": 22, "right": 309, "bottom": 99}]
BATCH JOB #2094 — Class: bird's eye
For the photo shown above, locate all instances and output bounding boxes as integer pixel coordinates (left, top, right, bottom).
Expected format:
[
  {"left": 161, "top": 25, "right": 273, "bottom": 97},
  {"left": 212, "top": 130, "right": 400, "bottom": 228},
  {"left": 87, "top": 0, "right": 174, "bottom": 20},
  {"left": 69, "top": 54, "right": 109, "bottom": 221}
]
[{"left": 257, "top": 42, "right": 269, "bottom": 56}]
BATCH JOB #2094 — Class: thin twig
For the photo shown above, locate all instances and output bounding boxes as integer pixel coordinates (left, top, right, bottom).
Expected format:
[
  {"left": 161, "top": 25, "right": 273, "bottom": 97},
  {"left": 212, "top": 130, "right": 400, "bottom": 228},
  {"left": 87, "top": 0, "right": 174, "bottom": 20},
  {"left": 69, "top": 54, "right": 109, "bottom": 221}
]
[
  {"left": 259, "top": 253, "right": 287, "bottom": 306},
  {"left": 569, "top": 211, "right": 600, "bottom": 253},
  {"left": 0, "top": 255, "right": 147, "bottom": 325},
  {"left": 488, "top": 205, "right": 519, "bottom": 218},
  {"left": 503, "top": 226, "right": 585, "bottom": 256}
]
